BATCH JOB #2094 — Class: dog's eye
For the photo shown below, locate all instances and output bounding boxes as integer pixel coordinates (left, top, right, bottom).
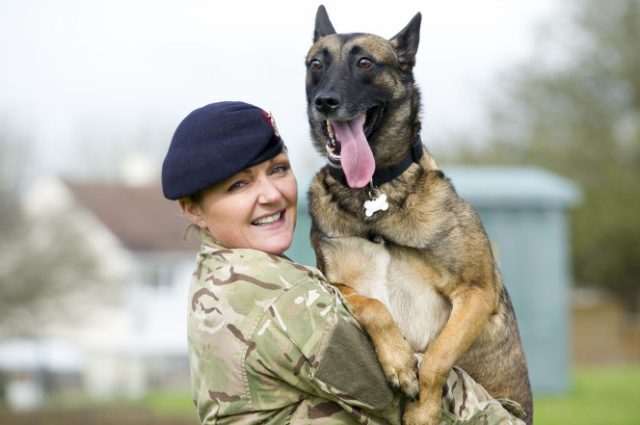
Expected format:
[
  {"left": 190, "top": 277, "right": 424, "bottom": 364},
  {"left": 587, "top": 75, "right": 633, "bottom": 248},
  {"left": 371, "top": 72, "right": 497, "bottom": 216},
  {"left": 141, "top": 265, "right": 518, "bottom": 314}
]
[
  {"left": 357, "top": 57, "right": 373, "bottom": 70},
  {"left": 310, "top": 59, "right": 323, "bottom": 71}
]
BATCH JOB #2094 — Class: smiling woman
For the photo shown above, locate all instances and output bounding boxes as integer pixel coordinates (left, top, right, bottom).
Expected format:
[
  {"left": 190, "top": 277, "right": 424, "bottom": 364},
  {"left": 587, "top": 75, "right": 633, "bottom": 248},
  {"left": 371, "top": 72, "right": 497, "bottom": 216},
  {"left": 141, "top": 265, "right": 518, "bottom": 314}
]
[{"left": 161, "top": 101, "right": 407, "bottom": 424}]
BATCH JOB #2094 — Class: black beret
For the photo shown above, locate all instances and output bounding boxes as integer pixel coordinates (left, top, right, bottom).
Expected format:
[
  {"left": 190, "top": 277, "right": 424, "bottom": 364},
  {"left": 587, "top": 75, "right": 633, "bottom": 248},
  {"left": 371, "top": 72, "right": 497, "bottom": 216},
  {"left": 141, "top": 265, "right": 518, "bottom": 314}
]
[{"left": 162, "top": 101, "right": 284, "bottom": 200}]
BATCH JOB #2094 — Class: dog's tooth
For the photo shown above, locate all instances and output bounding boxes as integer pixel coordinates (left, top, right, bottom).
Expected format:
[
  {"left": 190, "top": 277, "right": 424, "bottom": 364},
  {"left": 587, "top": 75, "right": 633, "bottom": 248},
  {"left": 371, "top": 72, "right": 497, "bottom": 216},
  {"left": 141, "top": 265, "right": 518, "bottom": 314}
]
[
  {"left": 325, "top": 144, "right": 340, "bottom": 159},
  {"left": 326, "top": 145, "right": 334, "bottom": 156},
  {"left": 327, "top": 121, "right": 335, "bottom": 141}
]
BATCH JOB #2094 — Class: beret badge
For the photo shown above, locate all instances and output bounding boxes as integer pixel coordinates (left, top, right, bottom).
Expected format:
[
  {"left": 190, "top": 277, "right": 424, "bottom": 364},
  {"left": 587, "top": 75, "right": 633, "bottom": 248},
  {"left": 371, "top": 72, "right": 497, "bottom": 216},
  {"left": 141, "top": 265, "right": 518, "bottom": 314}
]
[{"left": 263, "top": 110, "right": 280, "bottom": 140}]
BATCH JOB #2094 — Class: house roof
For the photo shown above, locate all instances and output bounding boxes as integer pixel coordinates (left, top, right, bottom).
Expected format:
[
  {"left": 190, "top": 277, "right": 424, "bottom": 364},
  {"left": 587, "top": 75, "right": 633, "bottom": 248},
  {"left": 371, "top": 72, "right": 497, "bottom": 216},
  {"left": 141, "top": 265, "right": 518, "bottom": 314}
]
[{"left": 65, "top": 180, "right": 199, "bottom": 253}]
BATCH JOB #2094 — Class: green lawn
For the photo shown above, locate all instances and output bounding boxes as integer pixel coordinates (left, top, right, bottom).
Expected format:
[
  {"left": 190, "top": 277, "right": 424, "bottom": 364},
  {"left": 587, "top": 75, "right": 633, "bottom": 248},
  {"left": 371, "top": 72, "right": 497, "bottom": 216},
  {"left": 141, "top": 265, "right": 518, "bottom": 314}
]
[
  {"left": 140, "top": 390, "right": 195, "bottom": 417},
  {"left": 534, "top": 366, "right": 640, "bottom": 425}
]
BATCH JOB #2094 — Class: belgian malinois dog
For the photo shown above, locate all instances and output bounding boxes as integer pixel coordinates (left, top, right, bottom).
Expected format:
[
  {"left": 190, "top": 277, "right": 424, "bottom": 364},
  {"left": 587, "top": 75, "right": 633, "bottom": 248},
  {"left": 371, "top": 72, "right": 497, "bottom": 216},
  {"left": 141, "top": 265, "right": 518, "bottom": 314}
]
[{"left": 305, "top": 6, "right": 533, "bottom": 424}]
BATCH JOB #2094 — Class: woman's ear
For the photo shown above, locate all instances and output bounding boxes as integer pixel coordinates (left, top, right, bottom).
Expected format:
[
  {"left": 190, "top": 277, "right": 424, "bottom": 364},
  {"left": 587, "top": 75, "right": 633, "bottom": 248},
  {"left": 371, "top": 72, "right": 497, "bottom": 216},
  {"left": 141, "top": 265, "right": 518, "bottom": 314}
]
[{"left": 179, "top": 198, "right": 205, "bottom": 228}]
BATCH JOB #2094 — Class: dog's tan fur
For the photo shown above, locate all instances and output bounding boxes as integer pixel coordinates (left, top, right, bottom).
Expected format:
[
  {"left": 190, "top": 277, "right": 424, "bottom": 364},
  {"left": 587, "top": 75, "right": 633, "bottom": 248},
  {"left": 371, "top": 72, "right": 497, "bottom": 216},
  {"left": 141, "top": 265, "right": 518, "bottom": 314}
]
[{"left": 305, "top": 6, "right": 532, "bottom": 424}]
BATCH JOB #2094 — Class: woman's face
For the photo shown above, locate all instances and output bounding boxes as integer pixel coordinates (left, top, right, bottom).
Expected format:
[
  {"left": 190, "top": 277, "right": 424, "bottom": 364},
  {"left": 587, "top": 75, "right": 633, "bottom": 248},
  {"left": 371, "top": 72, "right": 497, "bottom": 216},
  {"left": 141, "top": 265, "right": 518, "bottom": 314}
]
[{"left": 182, "top": 152, "right": 298, "bottom": 255}]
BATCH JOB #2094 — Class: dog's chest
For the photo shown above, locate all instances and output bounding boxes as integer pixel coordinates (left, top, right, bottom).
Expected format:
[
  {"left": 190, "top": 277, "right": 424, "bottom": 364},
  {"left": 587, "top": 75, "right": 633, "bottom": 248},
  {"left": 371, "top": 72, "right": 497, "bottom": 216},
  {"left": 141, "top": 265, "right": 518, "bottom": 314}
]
[{"left": 357, "top": 245, "right": 451, "bottom": 352}]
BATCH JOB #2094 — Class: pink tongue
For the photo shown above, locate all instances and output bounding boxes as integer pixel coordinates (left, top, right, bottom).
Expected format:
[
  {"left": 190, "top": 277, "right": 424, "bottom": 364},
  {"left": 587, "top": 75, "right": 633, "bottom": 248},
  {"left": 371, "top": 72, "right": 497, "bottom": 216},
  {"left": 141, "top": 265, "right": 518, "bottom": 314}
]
[{"left": 331, "top": 116, "right": 375, "bottom": 188}]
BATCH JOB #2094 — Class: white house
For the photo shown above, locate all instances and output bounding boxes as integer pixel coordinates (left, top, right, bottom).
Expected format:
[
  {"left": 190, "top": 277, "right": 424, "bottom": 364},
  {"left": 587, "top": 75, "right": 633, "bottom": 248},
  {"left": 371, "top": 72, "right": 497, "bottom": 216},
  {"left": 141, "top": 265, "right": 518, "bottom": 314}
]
[{"left": 1, "top": 173, "right": 199, "bottom": 407}]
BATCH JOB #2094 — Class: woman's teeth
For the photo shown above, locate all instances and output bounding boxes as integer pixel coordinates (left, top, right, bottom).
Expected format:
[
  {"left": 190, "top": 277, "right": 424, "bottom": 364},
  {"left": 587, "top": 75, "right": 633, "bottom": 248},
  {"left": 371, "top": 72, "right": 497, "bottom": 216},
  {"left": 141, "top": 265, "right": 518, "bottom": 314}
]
[{"left": 253, "top": 212, "right": 282, "bottom": 225}]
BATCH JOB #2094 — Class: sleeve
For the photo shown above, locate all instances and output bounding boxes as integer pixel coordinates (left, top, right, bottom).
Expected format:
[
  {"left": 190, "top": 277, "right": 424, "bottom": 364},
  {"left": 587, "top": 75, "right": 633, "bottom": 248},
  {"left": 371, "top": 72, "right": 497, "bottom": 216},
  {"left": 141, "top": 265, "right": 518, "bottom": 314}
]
[
  {"left": 439, "top": 367, "right": 528, "bottom": 425},
  {"left": 246, "top": 277, "right": 403, "bottom": 424}
]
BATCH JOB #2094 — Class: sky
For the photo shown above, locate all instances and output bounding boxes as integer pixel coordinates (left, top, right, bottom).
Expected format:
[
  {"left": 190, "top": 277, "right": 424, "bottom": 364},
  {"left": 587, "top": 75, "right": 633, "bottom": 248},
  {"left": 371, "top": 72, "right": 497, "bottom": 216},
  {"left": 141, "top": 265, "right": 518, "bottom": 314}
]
[{"left": 0, "top": 0, "right": 559, "bottom": 185}]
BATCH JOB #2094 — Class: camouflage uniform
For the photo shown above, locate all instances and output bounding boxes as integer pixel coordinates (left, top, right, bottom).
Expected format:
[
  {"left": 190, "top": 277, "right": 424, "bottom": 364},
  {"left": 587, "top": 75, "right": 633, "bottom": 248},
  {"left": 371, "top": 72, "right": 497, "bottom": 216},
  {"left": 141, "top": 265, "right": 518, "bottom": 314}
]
[{"left": 188, "top": 233, "right": 527, "bottom": 424}]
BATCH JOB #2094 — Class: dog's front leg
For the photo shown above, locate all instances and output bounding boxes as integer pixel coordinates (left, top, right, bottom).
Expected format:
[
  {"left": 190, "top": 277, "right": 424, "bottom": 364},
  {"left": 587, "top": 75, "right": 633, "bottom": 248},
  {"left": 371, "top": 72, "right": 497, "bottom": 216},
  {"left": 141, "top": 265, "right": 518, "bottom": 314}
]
[
  {"left": 333, "top": 283, "right": 419, "bottom": 399},
  {"left": 403, "top": 285, "right": 495, "bottom": 425},
  {"left": 316, "top": 235, "right": 419, "bottom": 398}
]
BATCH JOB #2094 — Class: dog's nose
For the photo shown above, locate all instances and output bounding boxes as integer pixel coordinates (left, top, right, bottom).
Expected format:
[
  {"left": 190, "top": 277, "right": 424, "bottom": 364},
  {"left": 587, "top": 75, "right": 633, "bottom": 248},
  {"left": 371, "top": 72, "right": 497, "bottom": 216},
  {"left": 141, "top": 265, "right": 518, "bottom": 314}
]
[{"left": 314, "top": 92, "right": 341, "bottom": 113}]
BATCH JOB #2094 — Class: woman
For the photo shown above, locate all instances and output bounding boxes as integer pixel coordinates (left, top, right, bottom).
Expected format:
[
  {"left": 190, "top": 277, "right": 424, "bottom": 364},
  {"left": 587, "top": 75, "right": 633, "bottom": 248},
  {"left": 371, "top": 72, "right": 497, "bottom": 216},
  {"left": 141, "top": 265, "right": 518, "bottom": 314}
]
[{"left": 162, "top": 101, "right": 526, "bottom": 424}]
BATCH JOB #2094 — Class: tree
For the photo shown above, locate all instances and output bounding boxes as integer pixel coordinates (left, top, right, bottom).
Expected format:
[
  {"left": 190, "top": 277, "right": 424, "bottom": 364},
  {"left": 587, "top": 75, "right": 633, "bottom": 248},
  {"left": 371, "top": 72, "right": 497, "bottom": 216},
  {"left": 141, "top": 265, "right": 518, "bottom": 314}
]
[
  {"left": 453, "top": 0, "right": 640, "bottom": 312},
  {"left": 0, "top": 126, "right": 116, "bottom": 337}
]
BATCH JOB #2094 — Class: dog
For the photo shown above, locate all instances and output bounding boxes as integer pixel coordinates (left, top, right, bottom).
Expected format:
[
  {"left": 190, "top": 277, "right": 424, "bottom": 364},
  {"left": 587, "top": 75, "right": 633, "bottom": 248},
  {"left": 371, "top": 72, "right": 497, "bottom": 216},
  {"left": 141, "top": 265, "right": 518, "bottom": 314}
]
[{"left": 305, "top": 6, "right": 533, "bottom": 425}]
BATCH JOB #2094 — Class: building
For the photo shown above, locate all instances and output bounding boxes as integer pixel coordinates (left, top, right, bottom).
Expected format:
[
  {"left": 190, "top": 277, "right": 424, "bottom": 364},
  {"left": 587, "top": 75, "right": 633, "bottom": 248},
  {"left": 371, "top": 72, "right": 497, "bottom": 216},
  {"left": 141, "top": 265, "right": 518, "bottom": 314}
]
[{"left": 1, "top": 175, "right": 198, "bottom": 407}]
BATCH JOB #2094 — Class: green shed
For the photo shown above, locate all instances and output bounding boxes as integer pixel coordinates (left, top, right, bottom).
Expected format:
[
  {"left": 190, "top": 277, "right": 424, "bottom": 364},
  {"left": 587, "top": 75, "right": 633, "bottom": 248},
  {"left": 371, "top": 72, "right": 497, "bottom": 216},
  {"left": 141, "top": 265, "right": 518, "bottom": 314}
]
[{"left": 287, "top": 165, "right": 581, "bottom": 394}]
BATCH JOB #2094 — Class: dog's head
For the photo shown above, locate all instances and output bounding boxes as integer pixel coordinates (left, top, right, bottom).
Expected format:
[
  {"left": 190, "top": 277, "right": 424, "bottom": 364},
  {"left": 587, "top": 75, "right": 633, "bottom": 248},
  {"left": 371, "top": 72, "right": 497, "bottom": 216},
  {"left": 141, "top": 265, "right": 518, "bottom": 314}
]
[{"left": 305, "top": 5, "right": 422, "bottom": 189}]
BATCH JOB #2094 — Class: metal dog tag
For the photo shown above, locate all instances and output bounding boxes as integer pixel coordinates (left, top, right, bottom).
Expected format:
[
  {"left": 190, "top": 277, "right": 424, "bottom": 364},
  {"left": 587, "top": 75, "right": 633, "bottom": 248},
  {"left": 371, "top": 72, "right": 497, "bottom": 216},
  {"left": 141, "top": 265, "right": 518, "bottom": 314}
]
[{"left": 364, "top": 183, "right": 388, "bottom": 217}]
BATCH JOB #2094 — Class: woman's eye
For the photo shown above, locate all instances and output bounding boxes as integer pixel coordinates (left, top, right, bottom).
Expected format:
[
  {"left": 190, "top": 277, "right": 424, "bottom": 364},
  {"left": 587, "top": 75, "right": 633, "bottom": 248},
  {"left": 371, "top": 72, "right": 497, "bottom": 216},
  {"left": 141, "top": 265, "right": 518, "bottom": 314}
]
[
  {"left": 357, "top": 57, "right": 373, "bottom": 69},
  {"left": 272, "top": 164, "right": 288, "bottom": 175},
  {"left": 228, "top": 181, "right": 247, "bottom": 192},
  {"left": 310, "top": 59, "right": 323, "bottom": 71}
]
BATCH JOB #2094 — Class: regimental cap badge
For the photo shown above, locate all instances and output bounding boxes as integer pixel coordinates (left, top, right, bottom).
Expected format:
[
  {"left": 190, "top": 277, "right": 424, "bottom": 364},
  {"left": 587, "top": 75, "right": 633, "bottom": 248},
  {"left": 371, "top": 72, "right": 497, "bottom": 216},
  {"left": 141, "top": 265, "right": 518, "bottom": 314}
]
[
  {"left": 268, "top": 111, "right": 280, "bottom": 139},
  {"left": 262, "top": 110, "right": 281, "bottom": 140}
]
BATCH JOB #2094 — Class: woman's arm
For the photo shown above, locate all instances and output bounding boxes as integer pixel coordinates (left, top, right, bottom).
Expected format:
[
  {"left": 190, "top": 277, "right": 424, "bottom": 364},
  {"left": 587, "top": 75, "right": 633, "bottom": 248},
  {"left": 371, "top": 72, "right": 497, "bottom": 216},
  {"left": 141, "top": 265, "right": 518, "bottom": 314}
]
[{"left": 247, "top": 277, "right": 403, "bottom": 424}]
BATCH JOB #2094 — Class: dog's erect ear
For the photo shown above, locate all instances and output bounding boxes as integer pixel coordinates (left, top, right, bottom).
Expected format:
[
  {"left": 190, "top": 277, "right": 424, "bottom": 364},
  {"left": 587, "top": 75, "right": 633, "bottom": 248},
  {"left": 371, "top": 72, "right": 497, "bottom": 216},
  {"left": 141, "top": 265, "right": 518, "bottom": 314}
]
[
  {"left": 390, "top": 12, "right": 422, "bottom": 69},
  {"left": 314, "top": 5, "right": 336, "bottom": 42}
]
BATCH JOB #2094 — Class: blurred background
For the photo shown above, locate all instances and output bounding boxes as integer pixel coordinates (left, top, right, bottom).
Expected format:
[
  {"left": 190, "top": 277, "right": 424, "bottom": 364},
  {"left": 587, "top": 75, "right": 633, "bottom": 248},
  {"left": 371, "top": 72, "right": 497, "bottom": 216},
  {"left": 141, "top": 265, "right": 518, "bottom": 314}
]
[{"left": 0, "top": 0, "right": 638, "bottom": 424}]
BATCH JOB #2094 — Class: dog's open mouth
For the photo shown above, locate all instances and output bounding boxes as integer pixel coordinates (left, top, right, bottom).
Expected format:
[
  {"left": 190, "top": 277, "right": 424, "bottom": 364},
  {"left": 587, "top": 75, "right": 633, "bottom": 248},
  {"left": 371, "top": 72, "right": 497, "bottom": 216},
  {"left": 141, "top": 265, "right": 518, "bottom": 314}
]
[
  {"left": 320, "top": 106, "right": 383, "bottom": 188},
  {"left": 322, "top": 106, "right": 383, "bottom": 162}
]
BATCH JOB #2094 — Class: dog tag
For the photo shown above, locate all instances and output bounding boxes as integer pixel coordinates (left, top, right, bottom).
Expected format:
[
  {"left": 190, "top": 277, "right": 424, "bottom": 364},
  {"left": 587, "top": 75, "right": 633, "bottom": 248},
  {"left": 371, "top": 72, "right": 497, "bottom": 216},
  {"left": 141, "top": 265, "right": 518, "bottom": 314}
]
[
  {"left": 364, "top": 182, "right": 389, "bottom": 218},
  {"left": 364, "top": 194, "right": 388, "bottom": 217}
]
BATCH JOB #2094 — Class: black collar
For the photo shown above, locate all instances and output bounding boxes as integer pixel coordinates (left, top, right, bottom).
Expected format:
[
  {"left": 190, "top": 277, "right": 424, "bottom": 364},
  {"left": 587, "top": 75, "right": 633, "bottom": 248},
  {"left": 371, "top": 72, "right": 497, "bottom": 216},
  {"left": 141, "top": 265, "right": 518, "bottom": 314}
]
[{"left": 328, "top": 135, "right": 424, "bottom": 187}]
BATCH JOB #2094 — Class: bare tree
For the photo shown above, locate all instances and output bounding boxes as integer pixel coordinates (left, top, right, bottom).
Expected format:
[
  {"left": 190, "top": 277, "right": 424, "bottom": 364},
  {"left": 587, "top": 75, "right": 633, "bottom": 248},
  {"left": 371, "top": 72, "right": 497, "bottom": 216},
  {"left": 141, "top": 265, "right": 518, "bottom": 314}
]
[{"left": 0, "top": 126, "right": 117, "bottom": 337}]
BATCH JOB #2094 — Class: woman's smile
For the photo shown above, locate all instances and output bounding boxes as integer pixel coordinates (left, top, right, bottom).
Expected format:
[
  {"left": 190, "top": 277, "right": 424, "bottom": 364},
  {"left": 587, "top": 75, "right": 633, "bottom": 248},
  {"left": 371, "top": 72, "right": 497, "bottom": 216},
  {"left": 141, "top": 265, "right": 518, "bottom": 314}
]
[{"left": 252, "top": 210, "right": 285, "bottom": 226}]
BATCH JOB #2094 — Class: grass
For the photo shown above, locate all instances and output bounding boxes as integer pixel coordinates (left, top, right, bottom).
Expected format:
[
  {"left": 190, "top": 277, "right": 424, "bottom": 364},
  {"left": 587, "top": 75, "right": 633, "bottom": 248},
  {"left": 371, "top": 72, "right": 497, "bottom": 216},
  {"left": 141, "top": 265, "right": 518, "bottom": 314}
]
[
  {"left": 0, "top": 390, "right": 198, "bottom": 425},
  {"left": 139, "top": 391, "right": 195, "bottom": 417},
  {"left": 534, "top": 366, "right": 640, "bottom": 425}
]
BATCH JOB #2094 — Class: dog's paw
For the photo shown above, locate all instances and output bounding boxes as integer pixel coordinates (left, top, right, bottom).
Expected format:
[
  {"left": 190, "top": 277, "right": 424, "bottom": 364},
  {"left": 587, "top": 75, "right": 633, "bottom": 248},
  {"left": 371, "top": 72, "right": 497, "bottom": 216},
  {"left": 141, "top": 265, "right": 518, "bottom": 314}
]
[
  {"left": 377, "top": 343, "right": 419, "bottom": 399},
  {"left": 403, "top": 398, "right": 442, "bottom": 425}
]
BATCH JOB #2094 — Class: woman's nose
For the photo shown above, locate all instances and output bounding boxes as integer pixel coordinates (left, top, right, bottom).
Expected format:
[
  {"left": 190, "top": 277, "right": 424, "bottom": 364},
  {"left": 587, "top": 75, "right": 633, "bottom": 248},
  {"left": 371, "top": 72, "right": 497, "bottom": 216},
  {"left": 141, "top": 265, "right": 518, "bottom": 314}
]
[{"left": 257, "top": 178, "right": 282, "bottom": 204}]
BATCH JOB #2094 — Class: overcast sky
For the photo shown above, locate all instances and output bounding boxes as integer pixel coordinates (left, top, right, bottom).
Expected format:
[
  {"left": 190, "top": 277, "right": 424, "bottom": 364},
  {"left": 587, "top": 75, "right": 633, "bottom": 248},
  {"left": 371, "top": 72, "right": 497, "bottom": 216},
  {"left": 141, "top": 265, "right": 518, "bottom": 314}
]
[{"left": 0, "top": 0, "right": 559, "bottom": 184}]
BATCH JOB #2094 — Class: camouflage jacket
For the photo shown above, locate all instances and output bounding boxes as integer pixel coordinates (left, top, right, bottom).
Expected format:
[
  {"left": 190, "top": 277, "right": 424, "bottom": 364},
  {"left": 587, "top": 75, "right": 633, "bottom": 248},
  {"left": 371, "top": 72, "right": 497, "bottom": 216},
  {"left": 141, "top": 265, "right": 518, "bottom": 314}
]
[{"left": 188, "top": 233, "right": 526, "bottom": 425}]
